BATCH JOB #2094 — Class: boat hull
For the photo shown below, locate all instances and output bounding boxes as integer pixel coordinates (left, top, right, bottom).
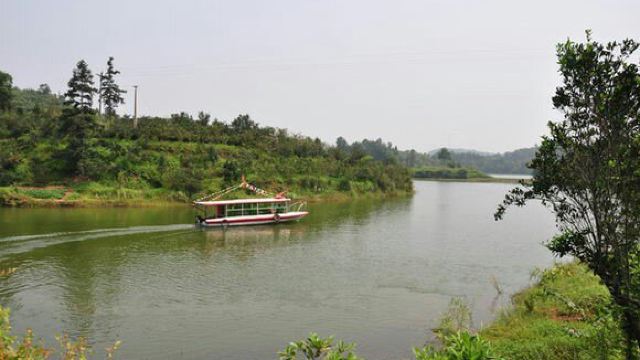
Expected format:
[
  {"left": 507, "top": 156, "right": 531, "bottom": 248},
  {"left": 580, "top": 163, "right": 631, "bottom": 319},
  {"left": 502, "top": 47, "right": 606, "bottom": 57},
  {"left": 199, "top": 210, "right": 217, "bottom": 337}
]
[{"left": 196, "top": 211, "right": 309, "bottom": 227}]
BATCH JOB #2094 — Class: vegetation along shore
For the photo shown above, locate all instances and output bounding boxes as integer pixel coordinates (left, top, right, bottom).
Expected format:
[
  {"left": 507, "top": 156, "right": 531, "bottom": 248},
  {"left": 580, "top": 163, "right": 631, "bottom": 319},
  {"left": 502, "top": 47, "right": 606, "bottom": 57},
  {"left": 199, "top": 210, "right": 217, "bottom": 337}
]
[
  {"left": 277, "top": 262, "right": 627, "bottom": 359},
  {"left": 0, "top": 59, "right": 414, "bottom": 207}
]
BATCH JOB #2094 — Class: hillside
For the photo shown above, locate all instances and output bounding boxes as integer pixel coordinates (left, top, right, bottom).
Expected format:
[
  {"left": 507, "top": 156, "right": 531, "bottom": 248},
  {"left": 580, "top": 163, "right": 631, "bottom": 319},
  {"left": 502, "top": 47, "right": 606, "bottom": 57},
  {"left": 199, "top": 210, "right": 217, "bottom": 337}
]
[
  {"left": 450, "top": 147, "right": 536, "bottom": 175},
  {"left": 0, "top": 75, "right": 412, "bottom": 206},
  {"left": 338, "top": 138, "right": 535, "bottom": 176}
]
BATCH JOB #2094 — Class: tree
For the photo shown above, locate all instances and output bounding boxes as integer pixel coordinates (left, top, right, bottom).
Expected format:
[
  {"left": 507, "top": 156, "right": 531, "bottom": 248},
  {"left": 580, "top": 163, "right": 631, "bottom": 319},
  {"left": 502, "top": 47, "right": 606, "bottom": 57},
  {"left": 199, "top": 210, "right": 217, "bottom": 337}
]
[
  {"left": 407, "top": 149, "right": 417, "bottom": 167},
  {"left": 99, "top": 57, "right": 126, "bottom": 116},
  {"left": 197, "top": 111, "right": 211, "bottom": 126},
  {"left": 336, "top": 136, "right": 349, "bottom": 151},
  {"left": 436, "top": 147, "right": 452, "bottom": 162},
  {"left": 38, "top": 84, "right": 51, "bottom": 95},
  {"left": 231, "top": 114, "right": 257, "bottom": 132},
  {"left": 60, "top": 60, "right": 98, "bottom": 176},
  {"left": 64, "top": 60, "right": 96, "bottom": 111},
  {"left": 0, "top": 70, "right": 13, "bottom": 112},
  {"left": 222, "top": 160, "right": 240, "bottom": 184},
  {"left": 495, "top": 31, "right": 640, "bottom": 358}
]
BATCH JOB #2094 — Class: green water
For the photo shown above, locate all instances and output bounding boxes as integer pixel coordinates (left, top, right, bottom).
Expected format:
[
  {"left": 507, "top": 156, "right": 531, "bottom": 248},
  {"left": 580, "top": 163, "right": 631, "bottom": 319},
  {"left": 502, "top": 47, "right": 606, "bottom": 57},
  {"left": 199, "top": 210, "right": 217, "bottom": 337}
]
[{"left": 0, "top": 181, "right": 556, "bottom": 359}]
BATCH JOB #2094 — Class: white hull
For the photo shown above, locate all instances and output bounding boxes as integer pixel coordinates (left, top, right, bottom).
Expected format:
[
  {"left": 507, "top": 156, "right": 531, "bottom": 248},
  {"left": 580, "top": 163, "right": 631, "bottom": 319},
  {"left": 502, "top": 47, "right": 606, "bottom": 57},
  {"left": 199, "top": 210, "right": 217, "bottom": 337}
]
[{"left": 197, "top": 211, "right": 309, "bottom": 227}]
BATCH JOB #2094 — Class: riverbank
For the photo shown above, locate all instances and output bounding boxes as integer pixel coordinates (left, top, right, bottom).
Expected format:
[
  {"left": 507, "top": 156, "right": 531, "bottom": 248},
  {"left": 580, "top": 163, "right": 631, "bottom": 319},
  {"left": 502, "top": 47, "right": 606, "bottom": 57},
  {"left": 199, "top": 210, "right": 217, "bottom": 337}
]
[
  {"left": 413, "top": 177, "right": 527, "bottom": 184},
  {"left": 410, "top": 166, "right": 531, "bottom": 184},
  {"left": 0, "top": 184, "right": 413, "bottom": 208},
  {"left": 480, "top": 262, "right": 624, "bottom": 359},
  {"left": 412, "top": 165, "right": 490, "bottom": 180}
]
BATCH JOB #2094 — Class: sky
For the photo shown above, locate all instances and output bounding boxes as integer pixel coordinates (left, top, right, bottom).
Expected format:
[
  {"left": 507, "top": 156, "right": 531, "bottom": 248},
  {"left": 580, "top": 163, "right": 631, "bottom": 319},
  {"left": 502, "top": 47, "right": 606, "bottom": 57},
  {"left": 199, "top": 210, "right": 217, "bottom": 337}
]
[{"left": 2, "top": 0, "right": 639, "bottom": 153}]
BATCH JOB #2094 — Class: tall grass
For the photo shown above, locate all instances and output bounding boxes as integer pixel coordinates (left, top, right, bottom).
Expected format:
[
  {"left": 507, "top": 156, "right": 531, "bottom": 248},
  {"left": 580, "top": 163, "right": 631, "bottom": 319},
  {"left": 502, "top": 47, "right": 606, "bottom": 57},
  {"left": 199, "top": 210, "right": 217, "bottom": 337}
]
[{"left": 481, "top": 262, "right": 625, "bottom": 359}]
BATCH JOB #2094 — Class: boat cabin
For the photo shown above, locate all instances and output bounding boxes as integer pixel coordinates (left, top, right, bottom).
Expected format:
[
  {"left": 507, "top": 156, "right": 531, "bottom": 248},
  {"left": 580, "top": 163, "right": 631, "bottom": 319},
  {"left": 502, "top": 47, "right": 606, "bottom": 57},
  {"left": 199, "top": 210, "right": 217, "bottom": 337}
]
[{"left": 195, "top": 198, "right": 291, "bottom": 220}]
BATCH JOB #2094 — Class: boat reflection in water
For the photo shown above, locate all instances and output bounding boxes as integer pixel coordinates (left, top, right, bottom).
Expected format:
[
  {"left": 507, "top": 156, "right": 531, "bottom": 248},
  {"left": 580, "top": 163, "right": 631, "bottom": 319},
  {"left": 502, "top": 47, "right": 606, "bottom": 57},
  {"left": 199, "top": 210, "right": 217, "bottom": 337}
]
[{"left": 196, "top": 223, "right": 309, "bottom": 258}]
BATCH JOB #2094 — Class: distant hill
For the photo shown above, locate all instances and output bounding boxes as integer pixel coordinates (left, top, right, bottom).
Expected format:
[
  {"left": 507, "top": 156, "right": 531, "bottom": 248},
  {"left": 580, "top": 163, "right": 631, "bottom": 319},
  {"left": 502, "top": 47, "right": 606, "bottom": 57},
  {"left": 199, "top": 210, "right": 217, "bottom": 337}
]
[
  {"left": 339, "top": 138, "right": 535, "bottom": 175},
  {"left": 427, "top": 148, "right": 494, "bottom": 157},
  {"left": 450, "top": 147, "right": 537, "bottom": 175}
]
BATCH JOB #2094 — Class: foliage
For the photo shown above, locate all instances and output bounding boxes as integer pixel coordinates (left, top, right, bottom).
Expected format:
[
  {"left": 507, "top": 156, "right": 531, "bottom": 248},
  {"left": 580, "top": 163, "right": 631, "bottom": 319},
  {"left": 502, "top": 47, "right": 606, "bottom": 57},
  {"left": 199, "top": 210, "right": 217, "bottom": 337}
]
[
  {"left": 436, "top": 148, "right": 452, "bottom": 162},
  {"left": 0, "top": 304, "right": 119, "bottom": 359},
  {"left": 481, "top": 262, "right": 625, "bottom": 359},
  {"left": 494, "top": 31, "right": 640, "bottom": 357},
  {"left": 16, "top": 188, "right": 65, "bottom": 200},
  {"left": 433, "top": 298, "right": 473, "bottom": 340},
  {"left": 278, "top": 333, "right": 360, "bottom": 360},
  {"left": 64, "top": 60, "right": 96, "bottom": 111},
  {"left": 412, "top": 167, "right": 489, "bottom": 180},
  {"left": 0, "top": 66, "right": 413, "bottom": 203},
  {"left": 222, "top": 160, "right": 241, "bottom": 184},
  {"left": 98, "top": 57, "right": 126, "bottom": 117},
  {"left": 0, "top": 70, "right": 13, "bottom": 112},
  {"left": 413, "top": 332, "right": 501, "bottom": 360},
  {"left": 451, "top": 147, "right": 536, "bottom": 175}
]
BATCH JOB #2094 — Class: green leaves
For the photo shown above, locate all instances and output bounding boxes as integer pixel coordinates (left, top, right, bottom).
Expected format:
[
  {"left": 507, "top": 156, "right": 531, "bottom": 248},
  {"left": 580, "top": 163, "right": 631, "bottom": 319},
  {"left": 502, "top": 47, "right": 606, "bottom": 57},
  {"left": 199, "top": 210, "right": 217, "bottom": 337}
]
[
  {"left": 0, "top": 70, "right": 12, "bottom": 112},
  {"left": 99, "top": 57, "right": 126, "bottom": 117},
  {"left": 545, "top": 231, "right": 587, "bottom": 259},
  {"left": 413, "top": 332, "right": 502, "bottom": 360},
  {"left": 64, "top": 60, "right": 97, "bottom": 112},
  {"left": 278, "top": 333, "right": 360, "bottom": 360}
]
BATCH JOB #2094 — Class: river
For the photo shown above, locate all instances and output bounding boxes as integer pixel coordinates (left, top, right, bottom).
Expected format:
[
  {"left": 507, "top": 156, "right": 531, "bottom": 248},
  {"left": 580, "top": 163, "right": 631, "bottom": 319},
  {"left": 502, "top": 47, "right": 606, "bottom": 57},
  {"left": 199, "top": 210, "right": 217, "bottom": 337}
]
[{"left": 0, "top": 181, "right": 556, "bottom": 359}]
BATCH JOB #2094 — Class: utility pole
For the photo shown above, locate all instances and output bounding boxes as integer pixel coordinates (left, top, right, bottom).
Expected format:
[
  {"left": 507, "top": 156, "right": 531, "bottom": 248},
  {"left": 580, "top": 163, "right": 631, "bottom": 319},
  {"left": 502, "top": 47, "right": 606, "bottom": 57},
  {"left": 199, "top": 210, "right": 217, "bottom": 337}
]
[
  {"left": 97, "top": 72, "right": 103, "bottom": 115},
  {"left": 133, "top": 85, "right": 138, "bottom": 128}
]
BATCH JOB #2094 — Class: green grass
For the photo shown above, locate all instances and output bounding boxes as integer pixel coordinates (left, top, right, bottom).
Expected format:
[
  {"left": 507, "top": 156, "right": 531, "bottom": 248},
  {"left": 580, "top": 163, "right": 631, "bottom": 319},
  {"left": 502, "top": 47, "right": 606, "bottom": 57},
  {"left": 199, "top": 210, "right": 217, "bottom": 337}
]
[
  {"left": 481, "top": 262, "right": 625, "bottom": 360},
  {"left": 16, "top": 188, "right": 66, "bottom": 199},
  {"left": 412, "top": 166, "right": 490, "bottom": 180}
]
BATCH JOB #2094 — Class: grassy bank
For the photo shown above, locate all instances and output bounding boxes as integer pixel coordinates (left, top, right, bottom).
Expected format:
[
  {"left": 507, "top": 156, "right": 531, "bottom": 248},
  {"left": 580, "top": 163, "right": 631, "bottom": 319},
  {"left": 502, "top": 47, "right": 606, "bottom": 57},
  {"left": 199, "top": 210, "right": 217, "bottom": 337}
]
[
  {"left": 1, "top": 85, "right": 413, "bottom": 208},
  {"left": 413, "top": 177, "right": 524, "bottom": 184},
  {"left": 481, "top": 262, "right": 625, "bottom": 359},
  {"left": 0, "top": 182, "right": 412, "bottom": 208},
  {"left": 412, "top": 166, "right": 491, "bottom": 180},
  {"left": 278, "top": 263, "right": 625, "bottom": 360}
]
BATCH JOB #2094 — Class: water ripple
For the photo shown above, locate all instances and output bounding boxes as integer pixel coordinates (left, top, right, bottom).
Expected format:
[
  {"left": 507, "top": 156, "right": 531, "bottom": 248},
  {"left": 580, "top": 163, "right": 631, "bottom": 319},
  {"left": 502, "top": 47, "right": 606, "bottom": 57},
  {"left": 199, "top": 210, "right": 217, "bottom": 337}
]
[{"left": 0, "top": 224, "right": 196, "bottom": 260}]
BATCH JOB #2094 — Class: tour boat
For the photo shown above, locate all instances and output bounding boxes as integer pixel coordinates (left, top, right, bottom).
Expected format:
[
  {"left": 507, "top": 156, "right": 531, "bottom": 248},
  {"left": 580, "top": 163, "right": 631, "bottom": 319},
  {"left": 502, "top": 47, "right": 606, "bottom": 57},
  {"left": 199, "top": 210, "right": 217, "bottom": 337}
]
[
  {"left": 193, "top": 178, "right": 309, "bottom": 227},
  {"left": 194, "top": 197, "right": 308, "bottom": 227}
]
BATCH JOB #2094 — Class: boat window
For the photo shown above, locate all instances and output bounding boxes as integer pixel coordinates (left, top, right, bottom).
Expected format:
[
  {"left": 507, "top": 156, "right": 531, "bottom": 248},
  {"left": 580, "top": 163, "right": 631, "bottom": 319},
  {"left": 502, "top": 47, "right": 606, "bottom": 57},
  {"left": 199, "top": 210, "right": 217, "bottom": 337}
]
[
  {"left": 257, "top": 203, "right": 273, "bottom": 215},
  {"left": 226, "top": 204, "right": 243, "bottom": 217},
  {"left": 243, "top": 202, "right": 258, "bottom": 216},
  {"left": 274, "top": 202, "right": 287, "bottom": 214}
]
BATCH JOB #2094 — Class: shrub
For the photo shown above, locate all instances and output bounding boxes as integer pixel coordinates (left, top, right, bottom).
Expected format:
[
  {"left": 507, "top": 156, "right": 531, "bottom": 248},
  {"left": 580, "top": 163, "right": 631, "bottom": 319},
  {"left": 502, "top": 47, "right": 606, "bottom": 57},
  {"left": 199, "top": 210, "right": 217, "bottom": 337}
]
[
  {"left": 278, "top": 333, "right": 360, "bottom": 360},
  {"left": 413, "top": 332, "right": 501, "bottom": 360}
]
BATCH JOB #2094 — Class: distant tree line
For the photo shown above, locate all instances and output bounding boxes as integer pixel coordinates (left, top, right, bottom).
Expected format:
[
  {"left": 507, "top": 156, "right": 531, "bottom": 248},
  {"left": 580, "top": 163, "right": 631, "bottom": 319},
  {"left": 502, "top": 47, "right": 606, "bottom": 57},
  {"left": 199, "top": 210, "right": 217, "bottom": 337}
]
[
  {"left": 451, "top": 148, "right": 536, "bottom": 175},
  {"left": 332, "top": 136, "right": 534, "bottom": 175}
]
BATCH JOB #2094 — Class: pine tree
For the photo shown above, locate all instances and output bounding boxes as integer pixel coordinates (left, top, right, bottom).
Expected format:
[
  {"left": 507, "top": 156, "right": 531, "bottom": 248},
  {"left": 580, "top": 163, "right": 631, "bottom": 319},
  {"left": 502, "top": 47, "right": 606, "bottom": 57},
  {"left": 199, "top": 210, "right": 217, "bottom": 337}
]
[
  {"left": 60, "top": 60, "right": 98, "bottom": 176},
  {"left": 0, "top": 70, "right": 12, "bottom": 112},
  {"left": 99, "top": 57, "right": 126, "bottom": 117},
  {"left": 64, "top": 60, "right": 96, "bottom": 112}
]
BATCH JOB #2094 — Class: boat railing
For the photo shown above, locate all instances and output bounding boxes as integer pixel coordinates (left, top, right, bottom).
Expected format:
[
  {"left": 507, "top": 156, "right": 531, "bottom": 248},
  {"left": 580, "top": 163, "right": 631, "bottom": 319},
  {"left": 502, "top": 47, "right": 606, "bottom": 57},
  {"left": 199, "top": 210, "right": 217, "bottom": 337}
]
[{"left": 289, "top": 200, "right": 307, "bottom": 212}]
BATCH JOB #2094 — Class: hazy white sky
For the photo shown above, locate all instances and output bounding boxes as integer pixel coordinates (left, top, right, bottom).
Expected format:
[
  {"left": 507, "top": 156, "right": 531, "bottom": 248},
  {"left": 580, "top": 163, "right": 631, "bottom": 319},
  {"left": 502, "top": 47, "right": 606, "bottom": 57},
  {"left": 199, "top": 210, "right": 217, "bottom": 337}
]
[{"left": 2, "top": 0, "right": 639, "bottom": 152}]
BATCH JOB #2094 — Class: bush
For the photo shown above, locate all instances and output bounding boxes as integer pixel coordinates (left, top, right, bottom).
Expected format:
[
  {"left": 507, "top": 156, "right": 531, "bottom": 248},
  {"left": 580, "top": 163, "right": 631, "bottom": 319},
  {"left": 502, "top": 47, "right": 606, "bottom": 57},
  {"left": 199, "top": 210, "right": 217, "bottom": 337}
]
[
  {"left": 278, "top": 333, "right": 360, "bottom": 360},
  {"left": 0, "top": 304, "right": 120, "bottom": 359},
  {"left": 17, "top": 188, "right": 65, "bottom": 199},
  {"left": 338, "top": 179, "right": 351, "bottom": 192},
  {"left": 414, "top": 332, "right": 501, "bottom": 360}
]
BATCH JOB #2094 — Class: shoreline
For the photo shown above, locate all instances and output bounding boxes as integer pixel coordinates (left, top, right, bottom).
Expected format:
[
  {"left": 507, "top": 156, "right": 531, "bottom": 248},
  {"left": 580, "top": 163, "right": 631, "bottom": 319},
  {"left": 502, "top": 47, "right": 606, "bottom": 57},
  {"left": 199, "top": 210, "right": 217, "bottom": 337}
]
[
  {"left": 0, "top": 188, "right": 413, "bottom": 208},
  {"left": 412, "top": 177, "right": 529, "bottom": 184},
  {"left": 479, "top": 262, "right": 622, "bottom": 358}
]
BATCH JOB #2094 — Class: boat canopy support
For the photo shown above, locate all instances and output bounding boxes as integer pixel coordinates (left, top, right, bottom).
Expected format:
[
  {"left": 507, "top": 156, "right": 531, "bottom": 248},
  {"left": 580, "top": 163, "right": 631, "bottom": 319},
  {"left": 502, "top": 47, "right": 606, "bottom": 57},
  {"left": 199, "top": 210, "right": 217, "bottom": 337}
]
[{"left": 194, "top": 176, "right": 287, "bottom": 203}]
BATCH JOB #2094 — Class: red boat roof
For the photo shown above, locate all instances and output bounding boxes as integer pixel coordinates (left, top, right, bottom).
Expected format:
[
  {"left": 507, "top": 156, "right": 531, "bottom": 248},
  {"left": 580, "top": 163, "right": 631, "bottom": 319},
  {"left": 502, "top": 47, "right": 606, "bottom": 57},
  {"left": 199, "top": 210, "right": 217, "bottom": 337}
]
[{"left": 194, "top": 198, "right": 291, "bottom": 206}]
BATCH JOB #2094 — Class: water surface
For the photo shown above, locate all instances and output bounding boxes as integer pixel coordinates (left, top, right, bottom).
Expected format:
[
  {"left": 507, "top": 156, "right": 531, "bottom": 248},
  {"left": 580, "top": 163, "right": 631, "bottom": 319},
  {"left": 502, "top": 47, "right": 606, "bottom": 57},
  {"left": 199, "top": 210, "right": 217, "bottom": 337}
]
[{"left": 0, "top": 181, "right": 556, "bottom": 359}]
